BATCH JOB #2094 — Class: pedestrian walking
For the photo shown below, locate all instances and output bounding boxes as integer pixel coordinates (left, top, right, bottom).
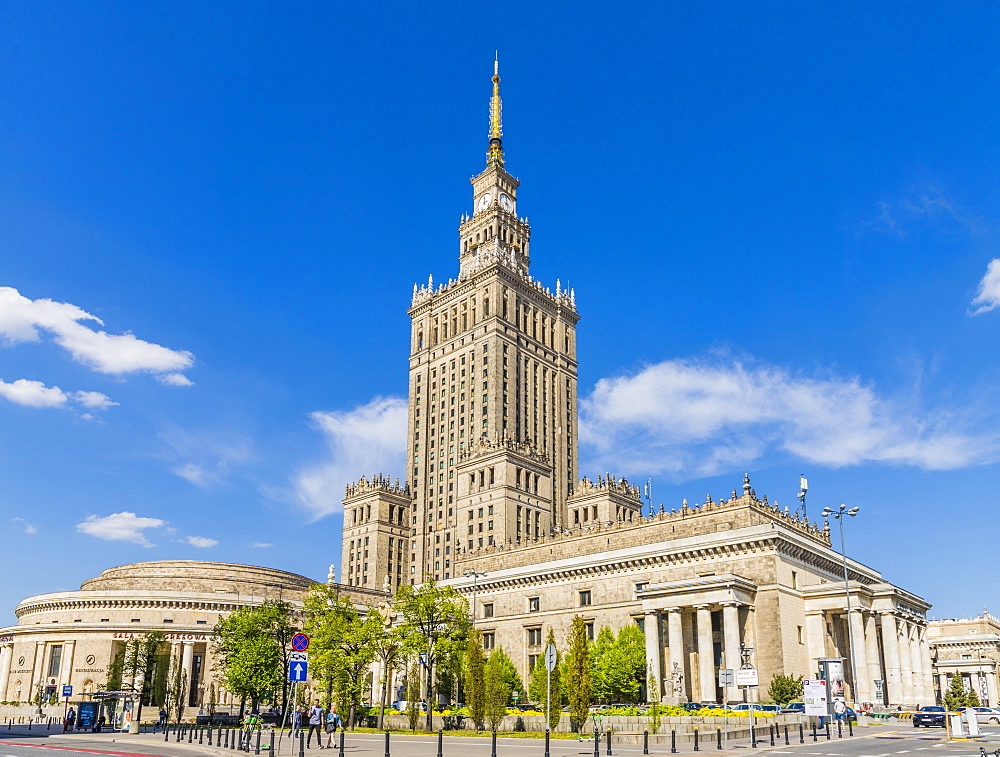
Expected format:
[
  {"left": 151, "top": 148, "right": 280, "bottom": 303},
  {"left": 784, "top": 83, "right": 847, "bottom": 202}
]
[
  {"left": 307, "top": 700, "right": 325, "bottom": 748},
  {"left": 324, "top": 709, "right": 342, "bottom": 748},
  {"left": 65, "top": 707, "right": 76, "bottom": 732}
]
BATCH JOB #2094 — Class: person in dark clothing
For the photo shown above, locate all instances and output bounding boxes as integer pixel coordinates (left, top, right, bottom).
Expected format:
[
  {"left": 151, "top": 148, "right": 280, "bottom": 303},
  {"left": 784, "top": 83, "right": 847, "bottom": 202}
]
[{"left": 306, "top": 700, "right": 325, "bottom": 748}]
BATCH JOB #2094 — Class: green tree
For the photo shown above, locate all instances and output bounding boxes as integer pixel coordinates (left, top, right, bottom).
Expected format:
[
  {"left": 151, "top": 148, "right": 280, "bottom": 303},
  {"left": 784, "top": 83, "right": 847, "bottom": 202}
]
[
  {"left": 120, "top": 631, "right": 167, "bottom": 724},
  {"left": 484, "top": 647, "right": 516, "bottom": 731},
  {"left": 943, "top": 673, "right": 978, "bottom": 709},
  {"left": 527, "top": 629, "right": 561, "bottom": 731},
  {"left": 647, "top": 673, "right": 661, "bottom": 734},
  {"left": 967, "top": 686, "right": 981, "bottom": 707},
  {"left": 212, "top": 600, "right": 298, "bottom": 715},
  {"left": 165, "top": 647, "right": 189, "bottom": 723},
  {"left": 767, "top": 674, "right": 803, "bottom": 706},
  {"left": 405, "top": 663, "right": 421, "bottom": 731},
  {"left": 599, "top": 624, "right": 645, "bottom": 704},
  {"left": 589, "top": 626, "right": 616, "bottom": 703},
  {"left": 565, "top": 616, "right": 592, "bottom": 732},
  {"left": 465, "top": 630, "right": 487, "bottom": 731},
  {"left": 395, "top": 579, "right": 470, "bottom": 731},
  {"left": 369, "top": 608, "right": 408, "bottom": 730}
]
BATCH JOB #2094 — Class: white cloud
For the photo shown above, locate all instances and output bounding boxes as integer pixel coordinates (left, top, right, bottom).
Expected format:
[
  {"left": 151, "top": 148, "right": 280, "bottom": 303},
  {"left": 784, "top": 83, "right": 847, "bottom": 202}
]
[
  {"left": 970, "top": 259, "right": 1000, "bottom": 315},
  {"left": 183, "top": 535, "right": 218, "bottom": 548},
  {"left": 76, "top": 511, "right": 167, "bottom": 547},
  {"left": 0, "top": 286, "right": 194, "bottom": 381},
  {"left": 73, "top": 390, "right": 118, "bottom": 409},
  {"left": 11, "top": 517, "right": 37, "bottom": 534},
  {"left": 292, "top": 396, "right": 408, "bottom": 519},
  {"left": 158, "top": 373, "right": 194, "bottom": 387},
  {"left": 250, "top": 542, "right": 273, "bottom": 548},
  {"left": 0, "top": 377, "right": 118, "bottom": 412},
  {"left": 580, "top": 356, "right": 999, "bottom": 479},
  {"left": 0, "top": 378, "right": 69, "bottom": 408}
]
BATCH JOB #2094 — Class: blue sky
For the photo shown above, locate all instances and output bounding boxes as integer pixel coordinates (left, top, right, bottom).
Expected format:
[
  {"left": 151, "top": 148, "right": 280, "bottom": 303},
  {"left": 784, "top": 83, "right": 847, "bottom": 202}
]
[{"left": 1, "top": 1, "right": 999, "bottom": 625}]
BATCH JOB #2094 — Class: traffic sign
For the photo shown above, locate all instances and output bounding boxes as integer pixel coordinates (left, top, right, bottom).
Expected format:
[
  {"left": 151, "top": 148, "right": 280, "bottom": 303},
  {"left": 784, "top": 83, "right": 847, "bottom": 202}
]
[
  {"left": 718, "top": 668, "right": 734, "bottom": 687},
  {"left": 545, "top": 644, "right": 557, "bottom": 672},
  {"left": 736, "top": 668, "right": 759, "bottom": 687},
  {"left": 290, "top": 651, "right": 309, "bottom": 663},
  {"left": 291, "top": 633, "right": 310, "bottom": 651},
  {"left": 288, "top": 660, "right": 309, "bottom": 682},
  {"left": 62, "top": 685, "right": 72, "bottom": 698}
]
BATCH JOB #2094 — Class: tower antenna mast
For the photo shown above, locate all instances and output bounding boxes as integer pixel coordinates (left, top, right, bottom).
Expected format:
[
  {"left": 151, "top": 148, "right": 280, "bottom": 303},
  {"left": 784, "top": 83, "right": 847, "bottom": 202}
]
[{"left": 796, "top": 475, "right": 808, "bottom": 520}]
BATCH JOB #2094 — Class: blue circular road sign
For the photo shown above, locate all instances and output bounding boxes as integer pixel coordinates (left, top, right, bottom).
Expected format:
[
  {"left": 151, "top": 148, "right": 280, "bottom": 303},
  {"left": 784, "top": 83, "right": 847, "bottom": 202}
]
[{"left": 291, "top": 633, "right": 310, "bottom": 651}]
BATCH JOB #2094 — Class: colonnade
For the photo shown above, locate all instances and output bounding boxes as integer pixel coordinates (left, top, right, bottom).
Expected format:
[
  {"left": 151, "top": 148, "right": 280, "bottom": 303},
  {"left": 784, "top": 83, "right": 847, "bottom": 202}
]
[{"left": 644, "top": 602, "right": 748, "bottom": 704}]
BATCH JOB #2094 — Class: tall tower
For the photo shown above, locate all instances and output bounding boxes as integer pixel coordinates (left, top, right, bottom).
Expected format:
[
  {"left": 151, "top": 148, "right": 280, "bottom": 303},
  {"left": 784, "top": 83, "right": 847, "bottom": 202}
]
[{"left": 404, "top": 60, "right": 581, "bottom": 582}]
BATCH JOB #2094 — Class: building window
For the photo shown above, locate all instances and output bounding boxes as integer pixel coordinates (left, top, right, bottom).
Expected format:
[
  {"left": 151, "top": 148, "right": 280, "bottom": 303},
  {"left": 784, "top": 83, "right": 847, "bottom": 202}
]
[
  {"left": 197, "top": 620, "right": 207, "bottom": 625},
  {"left": 482, "top": 632, "right": 495, "bottom": 650},
  {"left": 131, "top": 619, "right": 141, "bottom": 623},
  {"left": 528, "top": 654, "right": 539, "bottom": 670},
  {"left": 797, "top": 626, "right": 803, "bottom": 644},
  {"left": 528, "top": 597, "right": 540, "bottom": 613},
  {"left": 585, "top": 622, "right": 595, "bottom": 640},
  {"left": 579, "top": 590, "right": 592, "bottom": 607},
  {"left": 163, "top": 619, "right": 174, "bottom": 623},
  {"left": 483, "top": 603, "right": 494, "bottom": 618},
  {"left": 47, "top": 645, "right": 63, "bottom": 678},
  {"left": 527, "top": 627, "right": 542, "bottom": 646}
]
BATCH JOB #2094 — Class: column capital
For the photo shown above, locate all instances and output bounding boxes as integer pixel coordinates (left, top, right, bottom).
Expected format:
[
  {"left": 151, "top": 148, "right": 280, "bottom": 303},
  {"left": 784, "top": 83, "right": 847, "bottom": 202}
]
[
  {"left": 692, "top": 603, "right": 713, "bottom": 611},
  {"left": 644, "top": 609, "right": 661, "bottom": 617},
  {"left": 721, "top": 601, "right": 741, "bottom": 608},
  {"left": 664, "top": 606, "right": 684, "bottom": 614}
]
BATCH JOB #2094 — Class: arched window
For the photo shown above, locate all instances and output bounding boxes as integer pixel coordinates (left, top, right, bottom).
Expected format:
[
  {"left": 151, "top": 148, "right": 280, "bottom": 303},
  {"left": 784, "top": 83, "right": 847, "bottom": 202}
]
[{"left": 417, "top": 332, "right": 424, "bottom": 350}]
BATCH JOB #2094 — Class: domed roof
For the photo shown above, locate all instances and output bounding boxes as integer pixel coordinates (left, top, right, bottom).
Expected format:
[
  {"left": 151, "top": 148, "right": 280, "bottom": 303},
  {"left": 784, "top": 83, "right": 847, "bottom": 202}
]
[{"left": 79, "top": 560, "right": 316, "bottom": 597}]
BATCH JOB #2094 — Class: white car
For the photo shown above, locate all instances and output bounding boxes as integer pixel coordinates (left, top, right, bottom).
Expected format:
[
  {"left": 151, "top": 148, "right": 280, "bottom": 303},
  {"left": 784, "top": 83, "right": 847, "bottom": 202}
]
[{"left": 963, "top": 707, "right": 1000, "bottom": 724}]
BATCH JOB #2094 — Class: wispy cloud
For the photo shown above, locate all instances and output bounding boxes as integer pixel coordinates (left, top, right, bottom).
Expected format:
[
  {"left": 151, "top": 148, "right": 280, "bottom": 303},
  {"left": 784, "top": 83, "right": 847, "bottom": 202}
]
[
  {"left": 11, "top": 517, "right": 37, "bottom": 534},
  {"left": 161, "top": 428, "right": 254, "bottom": 488},
  {"left": 183, "top": 535, "right": 218, "bottom": 548},
  {"left": 0, "top": 377, "right": 116, "bottom": 411},
  {"left": 76, "top": 511, "right": 167, "bottom": 547},
  {"left": 0, "top": 286, "right": 194, "bottom": 382},
  {"left": 872, "top": 187, "right": 974, "bottom": 239},
  {"left": 250, "top": 542, "right": 273, "bottom": 548},
  {"left": 292, "top": 396, "right": 408, "bottom": 520},
  {"left": 970, "top": 258, "right": 1000, "bottom": 315},
  {"left": 580, "top": 355, "right": 999, "bottom": 479}
]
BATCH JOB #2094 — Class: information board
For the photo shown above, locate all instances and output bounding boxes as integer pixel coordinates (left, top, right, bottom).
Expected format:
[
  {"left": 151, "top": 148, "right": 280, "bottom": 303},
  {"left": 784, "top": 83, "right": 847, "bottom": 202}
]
[{"left": 803, "top": 679, "right": 828, "bottom": 716}]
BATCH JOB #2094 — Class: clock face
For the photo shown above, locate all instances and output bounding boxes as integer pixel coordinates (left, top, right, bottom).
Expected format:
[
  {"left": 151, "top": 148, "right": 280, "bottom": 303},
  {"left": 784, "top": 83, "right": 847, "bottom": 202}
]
[
  {"left": 499, "top": 193, "right": 512, "bottom": 211},
  {"left": 477, "top": 193, "right": 492, "bottom": 212}
]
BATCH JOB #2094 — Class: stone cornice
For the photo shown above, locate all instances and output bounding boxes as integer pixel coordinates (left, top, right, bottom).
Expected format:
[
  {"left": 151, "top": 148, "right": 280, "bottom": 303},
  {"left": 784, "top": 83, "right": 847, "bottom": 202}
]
[{"left": 15, "top": 590, "right": 305, "bottom": 619}]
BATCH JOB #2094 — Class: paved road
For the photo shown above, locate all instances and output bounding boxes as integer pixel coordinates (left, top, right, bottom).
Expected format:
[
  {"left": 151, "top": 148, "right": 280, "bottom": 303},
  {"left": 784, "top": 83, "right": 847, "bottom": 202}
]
[{"left": 0, "top": 724, "right": 996, "bottom": 757}]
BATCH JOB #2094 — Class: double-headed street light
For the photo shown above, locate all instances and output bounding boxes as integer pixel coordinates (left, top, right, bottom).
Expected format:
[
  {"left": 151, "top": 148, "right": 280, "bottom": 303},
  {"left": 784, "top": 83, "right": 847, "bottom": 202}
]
[
  {"left": 822, "top": 503, "right": 860, "bottom": 703},
  {"left": 463, "top": 570, "right": 487, "bottom": 626}
]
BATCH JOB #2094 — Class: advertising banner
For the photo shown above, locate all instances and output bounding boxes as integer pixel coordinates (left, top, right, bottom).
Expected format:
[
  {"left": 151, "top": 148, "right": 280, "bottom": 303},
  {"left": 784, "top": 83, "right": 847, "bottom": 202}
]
[
  {"left": 803, "top": 679, "right": 828, "bottom": 716},
  {"left": 77, "top": 702, "right": 98, "bottom": 731}
]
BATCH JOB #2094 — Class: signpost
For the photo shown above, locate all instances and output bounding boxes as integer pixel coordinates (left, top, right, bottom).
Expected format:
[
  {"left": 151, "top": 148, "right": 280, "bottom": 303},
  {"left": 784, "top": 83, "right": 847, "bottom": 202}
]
[
  {"left": 545, "top": 643, "right": 557, "bottom": 750},
  {"left": 62, "top": 685, "right": 72, "bottom": 732},
  {"left": 288, "top": 654, "right": 309, "bottom": 682},
  {"left": 718, "top": 670, "right": 734, "bottom": 749},
  {"left": 291, "top": 633, "right": 310, "bottom": 652},
  {"left": 283, "top": 634, "right": 310, "bottom": 748}
]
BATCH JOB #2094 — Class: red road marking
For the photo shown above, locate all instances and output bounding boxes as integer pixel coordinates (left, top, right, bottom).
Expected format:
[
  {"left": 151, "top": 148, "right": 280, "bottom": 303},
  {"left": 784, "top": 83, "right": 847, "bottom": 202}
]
[{"left": 1, "top": 742, "right": 168, "bottom": 757}]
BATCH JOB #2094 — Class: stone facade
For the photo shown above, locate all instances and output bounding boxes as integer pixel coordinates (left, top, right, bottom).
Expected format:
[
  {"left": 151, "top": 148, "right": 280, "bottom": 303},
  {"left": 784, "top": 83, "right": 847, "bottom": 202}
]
[
  {"left": 342, "top": 62, "right": 936, "bottom": 709},
  {"left": 927, "top": 610, "right": 1000, "bottom": 707},
  {"left": 0, "top": 560, "right": 380, "bottom": 709}
]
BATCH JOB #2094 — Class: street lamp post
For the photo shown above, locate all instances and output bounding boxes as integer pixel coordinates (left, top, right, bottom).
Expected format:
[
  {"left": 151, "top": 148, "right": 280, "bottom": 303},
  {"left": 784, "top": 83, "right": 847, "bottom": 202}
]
[
  {"left": 822, "top": 504, "right": 860, "bottom": 704},
  {"left": 463, "top": 570, "right": 487, "bottom": 626}
]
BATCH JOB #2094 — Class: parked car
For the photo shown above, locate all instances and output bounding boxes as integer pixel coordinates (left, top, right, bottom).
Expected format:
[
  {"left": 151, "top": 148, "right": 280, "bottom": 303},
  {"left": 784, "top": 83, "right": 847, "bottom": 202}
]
[
  {"left": 913, "top": 706, "right": 947, "bottom": 728},
  {"left": 391, "top": 700, "right": 427, "bottom": 712},
  {"left": 680, "top": 702, "right": 704, "bottom": 711},
  {"left": 731, "top": 703, "right": 781, "bottom": 713},
  {"left": 780, "top": 702, "right": 805, "bottom": 714},
  {"left": 962, "top": 707, "right": 1000, "bottom": 724}
]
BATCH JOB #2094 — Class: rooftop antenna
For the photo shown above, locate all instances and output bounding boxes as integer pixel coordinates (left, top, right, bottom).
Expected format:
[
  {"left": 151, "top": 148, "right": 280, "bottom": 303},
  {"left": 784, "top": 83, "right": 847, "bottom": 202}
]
[
  {"left": 797, "top": 474, "right": 808, "bottom": 520},
  {"left": 644, "top": 477, "right": 654, "bottom": 517}
]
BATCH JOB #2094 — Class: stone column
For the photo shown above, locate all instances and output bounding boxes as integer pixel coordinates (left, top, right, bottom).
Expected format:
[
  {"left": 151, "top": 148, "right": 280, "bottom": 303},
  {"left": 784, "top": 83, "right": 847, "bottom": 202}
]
[
  {"left": 32, "top": 641, "right": 46, "bottom": 699},
  {"left": 695, "top": 605, "right": 715, "bottom": 703},
  {"left": 899, "top": 622, "right": 915, "bottom": 704},
  {"left": 847, "top": 609, "right": 870, "bottom": 703},
  {"left": 181, "top": 642, "right": 195, "bottom": 707},
  {"left": 0, "top": 644, "right": 12, "bottom": 701},
  {"left": 986, "top": 664, "right": 998, "bottom": 708},
  {"left": 805, "top": 612, "right": 826, "bottom": 670},
  {"left": 721, "top": 603, "right": 741, "bottom": 703},
  {"left": 864, "top": 613, "right": 882, "bottom": 703},
  {"left": 370, "top": 658, "right": 383, "bottom": 705},
  {"left": 62, "top": 641, "right": 76, "bottom": 689},
  {"left": 666, "top": 608, "right": 685, "bottom": 703},
  {"left": 921, "top": 633, "right": 934, "bottom": 705},
  {"left": 643, "top": 610, "right": 663, "bottom": 702},
  {"left": 880, "top": 612, "right": 901, "bottom": 706}
]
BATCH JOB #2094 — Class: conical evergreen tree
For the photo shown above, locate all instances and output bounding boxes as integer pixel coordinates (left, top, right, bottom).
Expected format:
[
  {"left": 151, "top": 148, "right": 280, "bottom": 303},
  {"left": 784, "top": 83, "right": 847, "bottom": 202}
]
[{"left": 565, "top": 616, "right": 592, "bottom": 731}]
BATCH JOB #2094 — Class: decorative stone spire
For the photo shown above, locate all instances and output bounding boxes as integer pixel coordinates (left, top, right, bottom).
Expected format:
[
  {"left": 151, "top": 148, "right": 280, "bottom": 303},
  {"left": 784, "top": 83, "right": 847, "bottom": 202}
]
[
  {"left": 487, "top": 55, "right": 505, "bottom": 168},
  {"left": 742, "top": 473, "right": 752, "bottom": 496}
]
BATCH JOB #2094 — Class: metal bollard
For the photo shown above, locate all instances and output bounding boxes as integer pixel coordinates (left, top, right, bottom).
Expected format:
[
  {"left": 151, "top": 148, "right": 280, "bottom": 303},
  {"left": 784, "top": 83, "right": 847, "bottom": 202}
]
[
  {"left": 299, "top": 731, "right": 305, "bottom": 757},
  {"left": 165, "top": 723, "right": 170, "bottom": 742},
  {"left": 694, "top": 727, "right": 699, "bottom": 751},
  {"left": 339, "top": 729, "right": 345, "bottom": 757},
  {"left": 837, "top": 720, "right": 842, "bottom": 739},
  {"left": 384, "top": 730, "right": 390, "bottom": 757},
  {"left": 671, "top": 728, "right": 677, "bottom": 754},
  {"left": 47, "top": 718, "right": 51, "bottom": 730},
  {"left": 607, "top": 728, "right": 613, "bottom": 756},
  {"left": 255, "top": 729, "right": 261, "bottom": 754},
  {"left": 492, "top": 730, "right": 497, "bottom": 757},
  {"left": 269, "top": 729, "right": 275, "bottom": 754},
  {"left": 799, "top": 723, "right": 804, "bottom": 743},
  {"left": 848, "top": 720, "right": 853, "bottom": 736},
  {"left": 28, "top": 718, "right": 32, "bottom": 731},
  {"left": 811, "top": 722, "right": 817, "bottom": 742},
  {"left": 189, "top": 725, "right": 194, "bottom": 743},
  {"left": 769, "top": 724, "right": 774, "bottom": 746},
  {"left": 644, "top": 730, "right": 649, "bottom": 755},
  {"left": 784, "top": 724, "right": 789, "bottom": 745},
  {"left": 545, "top": 730, "right": 551, "bottom": 757},
  {"left": 825, "top": 723, "right": 831, "bottom": 740},
  {"left": 437, "top": 729, "right": 443, "bottom": 757},
  {"left": 200, "top": 726, "right": 205, "bottom": 745},
  {"left": 716, "top": 728, "right": 722, "bottom": 750}
]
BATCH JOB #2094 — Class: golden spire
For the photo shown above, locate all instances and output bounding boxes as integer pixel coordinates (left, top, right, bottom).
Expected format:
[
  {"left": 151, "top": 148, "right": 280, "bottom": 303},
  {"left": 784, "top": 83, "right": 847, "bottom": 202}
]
[{"left": 487, "top": 54, "right": 504, "bottom": 168}]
